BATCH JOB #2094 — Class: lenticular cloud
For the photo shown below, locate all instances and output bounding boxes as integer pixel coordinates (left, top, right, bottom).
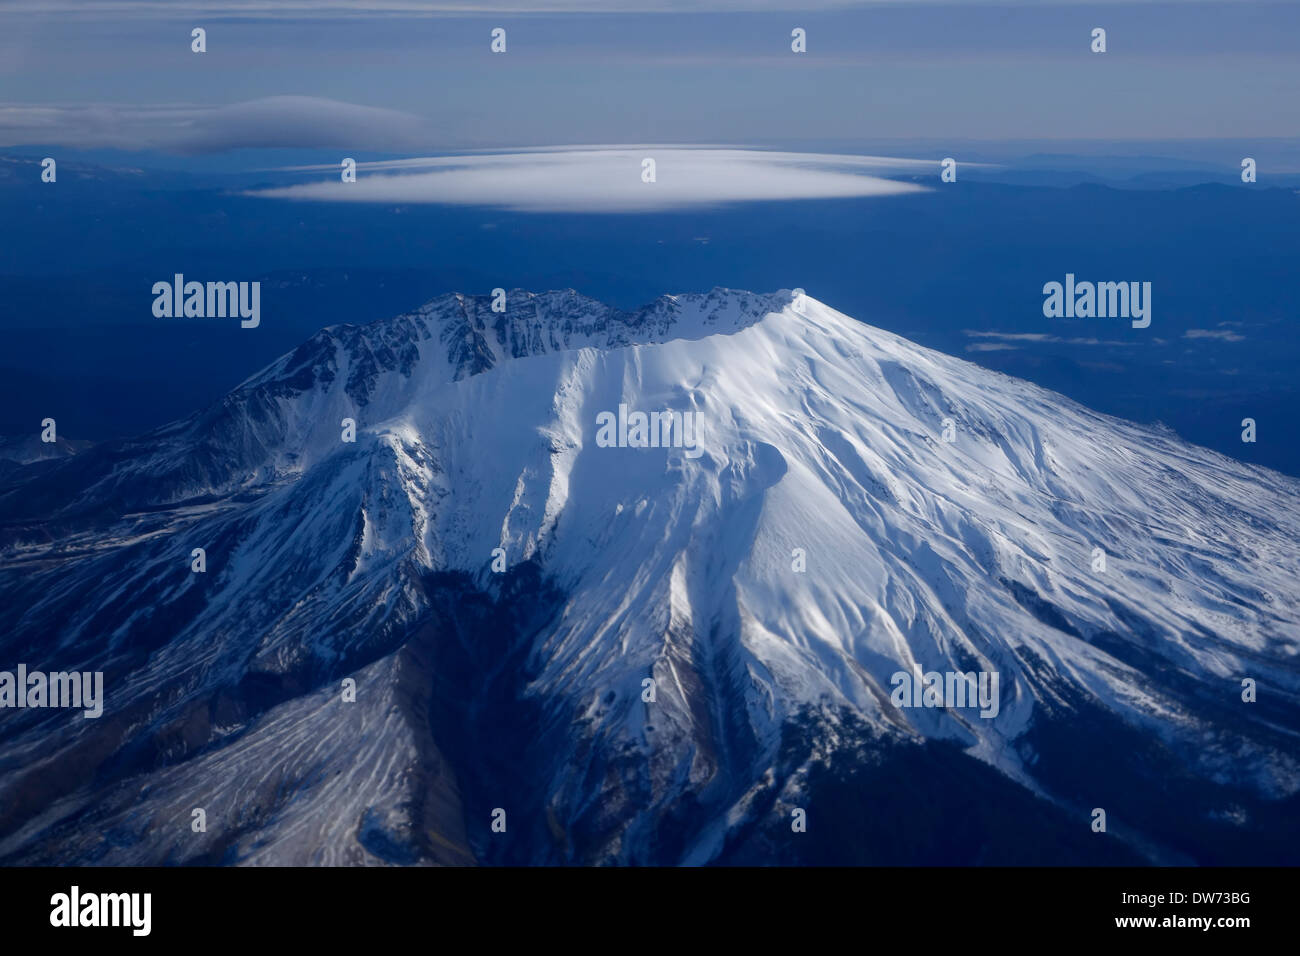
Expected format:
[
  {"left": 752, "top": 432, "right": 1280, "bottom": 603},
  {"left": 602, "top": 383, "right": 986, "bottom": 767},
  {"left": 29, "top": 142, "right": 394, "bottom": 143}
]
[{"left": 248, "top": 148, "right": 931, "bottom": 212}]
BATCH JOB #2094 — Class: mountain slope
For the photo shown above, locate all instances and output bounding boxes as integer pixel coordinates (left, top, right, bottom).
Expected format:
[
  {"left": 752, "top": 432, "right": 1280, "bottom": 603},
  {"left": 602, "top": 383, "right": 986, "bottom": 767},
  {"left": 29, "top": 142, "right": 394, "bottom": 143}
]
[{"left": 1, "top": 288, "right": 1297, "bottom": 865}]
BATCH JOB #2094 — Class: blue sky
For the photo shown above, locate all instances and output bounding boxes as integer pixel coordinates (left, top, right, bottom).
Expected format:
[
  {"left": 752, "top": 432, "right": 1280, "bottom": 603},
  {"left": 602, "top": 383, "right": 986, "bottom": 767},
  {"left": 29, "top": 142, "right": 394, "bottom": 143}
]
[{"left": 1, "top": 1, "right": 1298, "bottom": 153}]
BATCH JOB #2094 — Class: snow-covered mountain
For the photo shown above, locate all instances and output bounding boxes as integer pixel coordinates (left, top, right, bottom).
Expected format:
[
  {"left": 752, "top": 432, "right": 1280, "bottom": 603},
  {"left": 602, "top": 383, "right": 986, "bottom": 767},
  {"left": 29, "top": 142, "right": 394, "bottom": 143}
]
[{"left": 0, "top": 288, "right": 1297, "bottom": 866}]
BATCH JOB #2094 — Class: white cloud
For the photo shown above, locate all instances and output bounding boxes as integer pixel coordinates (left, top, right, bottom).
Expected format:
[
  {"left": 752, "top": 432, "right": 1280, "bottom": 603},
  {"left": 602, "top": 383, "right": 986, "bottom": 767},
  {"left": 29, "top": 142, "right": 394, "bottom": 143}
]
[
  {"left": 0, "top": 97, "right": 434, "bottom": 153},
  {"left": 247, "top": 147, "right": 931, "bottom": 212},
  {"left": 964, "top": 330, "right": 1137, "bottom": 346},
  {"left": 1184, "top": 329, "right": 1245, "bottom": 342}
]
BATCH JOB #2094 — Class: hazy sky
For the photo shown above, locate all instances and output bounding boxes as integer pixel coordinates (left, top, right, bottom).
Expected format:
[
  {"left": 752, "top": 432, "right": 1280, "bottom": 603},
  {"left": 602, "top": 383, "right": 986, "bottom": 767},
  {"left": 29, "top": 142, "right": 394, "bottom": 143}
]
[{"left": 0, "top": 1, "right": 1297, "bottom": 150}]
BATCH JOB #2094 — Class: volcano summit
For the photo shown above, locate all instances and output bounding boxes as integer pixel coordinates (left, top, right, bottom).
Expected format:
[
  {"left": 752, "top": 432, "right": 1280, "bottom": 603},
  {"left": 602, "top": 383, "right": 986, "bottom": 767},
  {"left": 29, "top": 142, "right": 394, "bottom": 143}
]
[{"left": 0, "top": 288, "right": 1296, "bottom": 866}]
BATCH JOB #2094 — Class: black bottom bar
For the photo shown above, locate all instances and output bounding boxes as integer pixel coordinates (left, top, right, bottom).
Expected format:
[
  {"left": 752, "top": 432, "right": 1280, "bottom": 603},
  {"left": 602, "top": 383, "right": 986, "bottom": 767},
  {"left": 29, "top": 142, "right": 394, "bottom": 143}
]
[{"left": 0, "top": 865, "right": 1286, "bottom": 943}]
